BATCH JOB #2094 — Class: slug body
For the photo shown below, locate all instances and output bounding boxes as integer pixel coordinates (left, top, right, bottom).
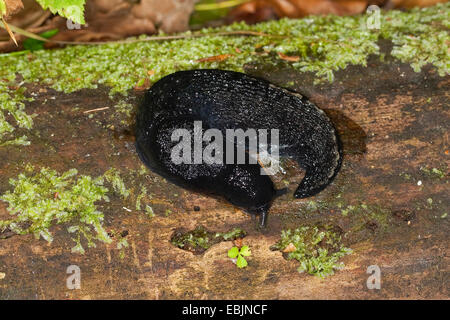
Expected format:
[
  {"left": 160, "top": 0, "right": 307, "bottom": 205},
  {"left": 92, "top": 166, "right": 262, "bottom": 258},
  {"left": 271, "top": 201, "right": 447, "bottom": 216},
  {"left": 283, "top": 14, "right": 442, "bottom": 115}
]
[{"left": 136, "top": 69, "right": 342, "bottom": 226}]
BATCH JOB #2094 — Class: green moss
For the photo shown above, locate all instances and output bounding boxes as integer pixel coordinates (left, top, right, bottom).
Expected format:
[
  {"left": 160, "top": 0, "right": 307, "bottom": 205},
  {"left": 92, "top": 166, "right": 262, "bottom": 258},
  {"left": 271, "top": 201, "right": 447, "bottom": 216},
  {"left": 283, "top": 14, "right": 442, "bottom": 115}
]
[
  {"left": 383, "top": 6, "right": 449, "bottom": 75},
  {"left": 135, "top": 185, "right": 147, "bottom": 211},
  {"left": 399, "top": 172, "right": 412, "bottom": 180},
  {"left": 0, "top": 83, "right": 34, "bottom": 146},
  {"left": 117, "top": 237, "right": 129, "bottom": 259},
  {"left": 420, "top": 166, "right": 447, "bottom": 180},
  {"left": 172, "top": 226, "right": 212, "bottom": 251},
  {"left": 271, "top": 226, "right": 352, "bottom": 278},
  {"left": 220, "top": 227, "right": 247, "bottom": 240},
  {"left": 0, "top": 135, "right": 30, "bottom": 147},
  {"left": 171, "top": 225, "right": 246, "bottom": 254},
  {"left": 133, "top": 184, "right": 155, "bottom": 218},
  {"left": 341, "top": 203, "right": 390, "bottom": 230},
  {"left": 138, "top": 165, "right": 149, "bottom": 175},
  {"left": 295, "top": 194, "right": 391, "bottom": 233},
  {"left": 111, "top": 230, "right": 129, "bottom": 260},
  {"left": 0, "top": 3, "right": 447, "bottom": 145},
  {"left": 0, "top": 166, "right": 112, "bottom": 254},
  {"left": 145, "top": 205, "right": 155, "bottom": 218},
  {"left": 0, "top": 165, "right": 168, "bottom": 253},
  {"left": 104, "top": 167, "right": 157, "bottom": 219},
  {"left": 112, "top": 100, "right": 134, "bottom": 125},
  {"left": 104, "top": 168, "right": 130, "bottom": 199}
]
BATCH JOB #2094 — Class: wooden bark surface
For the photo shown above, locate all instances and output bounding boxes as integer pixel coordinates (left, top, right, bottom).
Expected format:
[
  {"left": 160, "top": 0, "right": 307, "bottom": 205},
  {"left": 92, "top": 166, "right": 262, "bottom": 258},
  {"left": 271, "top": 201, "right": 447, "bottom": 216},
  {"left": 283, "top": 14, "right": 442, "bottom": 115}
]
[{"left": 0, "top": 55, "right": 448, "bottom": 299}]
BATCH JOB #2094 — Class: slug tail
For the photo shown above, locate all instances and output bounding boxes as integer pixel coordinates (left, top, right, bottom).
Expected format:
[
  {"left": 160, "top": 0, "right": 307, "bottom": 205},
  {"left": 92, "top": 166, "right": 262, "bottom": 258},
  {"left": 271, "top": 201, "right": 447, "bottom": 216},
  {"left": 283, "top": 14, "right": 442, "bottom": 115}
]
[
  {"left": 293, "top": 130, "right": 343, "bottom": 199},
  {"left": 294, "top": 158, "right": 342, "bottom": 199},
  {"left": 294, "top": 173, "right": 329, "bottom": 198}
]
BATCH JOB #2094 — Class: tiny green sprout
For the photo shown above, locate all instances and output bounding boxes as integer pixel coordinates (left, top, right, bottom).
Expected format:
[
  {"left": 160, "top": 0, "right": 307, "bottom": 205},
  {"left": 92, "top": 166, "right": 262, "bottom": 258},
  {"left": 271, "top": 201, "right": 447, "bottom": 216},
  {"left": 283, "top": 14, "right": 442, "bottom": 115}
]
[{"left": 228, "top": 245, "right": 251, "bottom": 269}]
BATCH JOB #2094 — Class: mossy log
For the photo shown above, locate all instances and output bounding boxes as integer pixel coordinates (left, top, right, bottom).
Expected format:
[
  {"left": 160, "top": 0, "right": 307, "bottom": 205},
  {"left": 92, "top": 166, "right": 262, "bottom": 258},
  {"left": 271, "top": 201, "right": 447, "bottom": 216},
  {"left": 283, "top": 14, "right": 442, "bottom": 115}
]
[{"left": 0, "top": 50, "right": 447, "bottom": 299}]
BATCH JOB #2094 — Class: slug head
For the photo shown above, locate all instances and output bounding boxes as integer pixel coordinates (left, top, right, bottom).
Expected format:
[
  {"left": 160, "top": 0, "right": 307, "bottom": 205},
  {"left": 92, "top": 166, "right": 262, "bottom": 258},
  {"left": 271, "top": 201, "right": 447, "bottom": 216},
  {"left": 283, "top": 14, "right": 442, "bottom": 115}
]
[{"left": 220, "top": 164, "right": 277, "bottom": 226}]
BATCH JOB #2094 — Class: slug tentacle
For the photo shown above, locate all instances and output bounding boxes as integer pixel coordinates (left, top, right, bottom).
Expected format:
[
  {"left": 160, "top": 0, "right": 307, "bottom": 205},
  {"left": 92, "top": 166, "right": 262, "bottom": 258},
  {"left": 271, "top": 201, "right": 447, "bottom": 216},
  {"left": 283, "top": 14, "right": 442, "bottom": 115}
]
[{"left": 135, "top": 69, "right": 342, "bottom": 226}]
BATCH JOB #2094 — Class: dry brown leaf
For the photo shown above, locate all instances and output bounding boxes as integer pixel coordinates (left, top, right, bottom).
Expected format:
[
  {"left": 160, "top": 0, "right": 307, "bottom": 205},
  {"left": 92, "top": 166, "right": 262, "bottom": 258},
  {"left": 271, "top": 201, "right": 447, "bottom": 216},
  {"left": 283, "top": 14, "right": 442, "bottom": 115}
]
[
  {"left": 228, "top": 0, "right": 447, "bottom": 23},
  {"left": 278, "top": 52, "right": 300, "bottom": 62},
  {"left": 233, "top": 238, "right": 244, "bottom": 249},
  {"left": 2, "top": 0, "right": 23, "bottom": 19},
  {"left": 282, "top": 242, "right": 297, "bottom": 253},
  {"left": 0, "top": 0, "right": 24, "bottom": 46},
  {"left": 134, "top": 78, "right": 151, "bottom": 91},
  {"left": 1, "top": 18, "right": 17, "bottom": 45},
  {"left": 388, "top": 0, "right": 447, "bottom": 8},
  {"left": 195, "top": 53, "right": 233, "bottom": 63},
  {"left": 226, "top": 0, "right": 278, "bottom": 24},
  {"left": 229, "top": 0, "right": 369, "bottom": 22}
]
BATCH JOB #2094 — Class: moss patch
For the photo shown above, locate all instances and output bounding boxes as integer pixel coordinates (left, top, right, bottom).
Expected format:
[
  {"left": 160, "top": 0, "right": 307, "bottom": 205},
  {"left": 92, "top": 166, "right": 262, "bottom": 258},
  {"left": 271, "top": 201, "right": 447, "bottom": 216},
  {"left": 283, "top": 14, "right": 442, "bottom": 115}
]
[
  {"left": 271, "top": 225, "right": 352, "bottom": 278},
  {"left": 420, "top": 165, "right": 447, "bottom": 180},
  {"left": 104, "top": 168, "right": 130, "bottom": 199},
  {"left": 0, "top": 3, "right": 448, "bottom": 145},
  {"left": 0, "top": 165, "right": 158, "bottom": 254},
  {"left": 171, "top": 225, "right": 247, "bottom": 254},
  {"left": 0, "top": 165, "right": 111, "bottom": 254},
  {"left": 0, "top": 83, "right": 34, "bottom": 146}
]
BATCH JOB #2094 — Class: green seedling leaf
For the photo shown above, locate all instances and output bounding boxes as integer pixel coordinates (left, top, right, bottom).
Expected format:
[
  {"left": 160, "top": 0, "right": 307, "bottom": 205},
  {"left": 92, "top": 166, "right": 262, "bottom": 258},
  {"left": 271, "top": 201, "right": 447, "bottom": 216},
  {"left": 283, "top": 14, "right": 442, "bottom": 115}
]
[
  {"left": 240, "top": 245, "right": 251, "bottom": 257},
  {"left": 228, "top": 246, "right": 239, "bottom": 258},
  {"left": 236, "top": 254, "right": 248, "bottom": 268},
  {"left": 228, "top": 245, "right": 251, "bottom": 268}
]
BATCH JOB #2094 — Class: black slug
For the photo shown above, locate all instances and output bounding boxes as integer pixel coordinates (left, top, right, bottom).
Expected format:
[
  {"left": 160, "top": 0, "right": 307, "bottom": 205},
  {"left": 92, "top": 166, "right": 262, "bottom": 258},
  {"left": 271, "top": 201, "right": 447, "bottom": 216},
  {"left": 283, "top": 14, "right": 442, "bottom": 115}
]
[{"left": 135, "top": 69, "right": 342, "bottom": 226}]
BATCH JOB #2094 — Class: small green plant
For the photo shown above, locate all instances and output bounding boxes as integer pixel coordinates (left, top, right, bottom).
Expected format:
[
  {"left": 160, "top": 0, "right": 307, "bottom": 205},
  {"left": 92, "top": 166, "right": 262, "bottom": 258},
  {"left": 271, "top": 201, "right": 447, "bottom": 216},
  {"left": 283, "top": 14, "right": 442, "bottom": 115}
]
[
  {"left": 113, "top": 231, "right": 129, "bottom": 260},
  {"left": 420, "top": 166, "right": 447, "bottom": 180},
  {"left": 171, "top": 226, "right": 246, "bottom": 254},
  {"left": 104, "top": 168, "right": 130, "bottom": 199},
  {"left": 228, "top": 245, "right": 251, "bottom": 269},
  {"left": 271, "top": 226, "right": 352, "bottom": 278},
  {"left": 35, "top": 0, "right": 86, "bottom": 24},
  {"left": 0, "top": 165, "right": 161, "bottom": 254},
  {"left": 0, "top": 165, "right": 112, "bottom": 254}
]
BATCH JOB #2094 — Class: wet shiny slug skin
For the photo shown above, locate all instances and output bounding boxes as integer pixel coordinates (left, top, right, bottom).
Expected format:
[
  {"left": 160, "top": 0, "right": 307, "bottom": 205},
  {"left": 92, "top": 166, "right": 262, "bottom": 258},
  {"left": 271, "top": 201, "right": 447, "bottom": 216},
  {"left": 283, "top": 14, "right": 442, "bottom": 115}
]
[{"left": 135, "top": 69, "right": 342, "bottom": 226}]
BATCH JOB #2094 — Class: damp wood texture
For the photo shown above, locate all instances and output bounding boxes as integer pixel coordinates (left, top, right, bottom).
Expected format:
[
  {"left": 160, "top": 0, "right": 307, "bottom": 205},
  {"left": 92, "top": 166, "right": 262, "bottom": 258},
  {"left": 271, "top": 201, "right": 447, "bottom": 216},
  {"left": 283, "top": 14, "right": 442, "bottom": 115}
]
[{"left": 0, "top": 56, "right": 448, "bottom": 299}]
